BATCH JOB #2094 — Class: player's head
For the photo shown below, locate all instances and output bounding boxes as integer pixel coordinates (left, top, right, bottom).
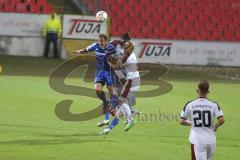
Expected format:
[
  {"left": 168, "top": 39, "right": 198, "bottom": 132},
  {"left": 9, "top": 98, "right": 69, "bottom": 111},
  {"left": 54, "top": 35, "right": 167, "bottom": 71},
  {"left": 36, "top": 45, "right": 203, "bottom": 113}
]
[
  {"left": 51, "top": 13, "right": 56, "bottom": 19},
  {"left": 197, "top": 80, "right": 210, "bottom": 96},
  {"left": 108, "top": 54, "right": 122, "bottom": 69},
  {"left": 121, "top": 32, "right": 131, "bottom": 43},
  {"left": 98, "top": 33, "right": 108, "bottom": 47},
  {"left": 120, "top": 32, "right": 134, "bottom": 55}
]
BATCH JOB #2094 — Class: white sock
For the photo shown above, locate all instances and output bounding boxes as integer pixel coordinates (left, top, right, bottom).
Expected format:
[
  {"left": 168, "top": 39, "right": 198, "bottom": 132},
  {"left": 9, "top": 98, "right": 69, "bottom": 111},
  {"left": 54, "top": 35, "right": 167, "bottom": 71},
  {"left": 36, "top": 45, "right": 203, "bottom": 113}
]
[{"left": 120, "top": 103, "right": 132, "bottom": 123}]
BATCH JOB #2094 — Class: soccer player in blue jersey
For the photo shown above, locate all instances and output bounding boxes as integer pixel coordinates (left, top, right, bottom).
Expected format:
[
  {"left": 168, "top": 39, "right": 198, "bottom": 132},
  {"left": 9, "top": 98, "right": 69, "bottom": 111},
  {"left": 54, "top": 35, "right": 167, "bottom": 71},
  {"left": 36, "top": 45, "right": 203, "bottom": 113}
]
[{"left": 72, "top": 34, "right": 117, "bottom": 126}]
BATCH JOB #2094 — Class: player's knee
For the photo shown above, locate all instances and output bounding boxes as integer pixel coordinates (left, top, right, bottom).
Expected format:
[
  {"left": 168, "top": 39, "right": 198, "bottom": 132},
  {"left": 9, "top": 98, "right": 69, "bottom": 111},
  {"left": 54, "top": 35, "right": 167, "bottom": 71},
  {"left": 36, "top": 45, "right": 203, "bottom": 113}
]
[
  {"left": 118, "top": 98, "right": 126, "bottom": 105},
  {"left": 95, "top": 85, "right": 103, "bottom": 93},
  {"left": 115, "top": 111, "right": 121, "bottom": 119},
  {"left": 107, "top": 86, "right": 114, "bottom": 95},
  {"left": 96, "top": 89, "right": 102, "bottom": 94}
]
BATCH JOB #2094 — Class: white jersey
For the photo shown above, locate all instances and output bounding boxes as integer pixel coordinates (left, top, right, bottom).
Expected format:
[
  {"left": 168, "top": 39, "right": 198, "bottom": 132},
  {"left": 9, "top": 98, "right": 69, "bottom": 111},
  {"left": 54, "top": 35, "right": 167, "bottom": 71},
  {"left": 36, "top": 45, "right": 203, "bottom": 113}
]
[
  {"left": 181, "top": 98, "right": 224, "bottom": 145},
  {"left": 124, "top": 53, "right": 139, "bottom": 78},
  {"left": 114, "top": 42, "right": 140, "bottom": 91},
  {"left": 124, "top": 53, "right": 140, "bottom": 91}
]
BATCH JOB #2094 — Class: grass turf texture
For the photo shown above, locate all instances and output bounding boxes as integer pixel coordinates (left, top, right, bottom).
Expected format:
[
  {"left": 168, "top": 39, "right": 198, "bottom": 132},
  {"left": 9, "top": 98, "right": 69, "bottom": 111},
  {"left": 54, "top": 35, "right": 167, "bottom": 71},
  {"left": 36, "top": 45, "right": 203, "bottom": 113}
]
[{"left": 0, "top": 55, "right": 240, "bottom": 160}]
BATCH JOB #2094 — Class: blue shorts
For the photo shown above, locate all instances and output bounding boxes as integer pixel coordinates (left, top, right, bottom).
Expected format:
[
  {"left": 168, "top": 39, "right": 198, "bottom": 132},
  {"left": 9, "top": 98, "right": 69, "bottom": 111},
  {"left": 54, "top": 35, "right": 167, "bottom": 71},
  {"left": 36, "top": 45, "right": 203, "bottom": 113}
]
[{"left": 95, "top": 69, "right": 115, "bottom": 86}]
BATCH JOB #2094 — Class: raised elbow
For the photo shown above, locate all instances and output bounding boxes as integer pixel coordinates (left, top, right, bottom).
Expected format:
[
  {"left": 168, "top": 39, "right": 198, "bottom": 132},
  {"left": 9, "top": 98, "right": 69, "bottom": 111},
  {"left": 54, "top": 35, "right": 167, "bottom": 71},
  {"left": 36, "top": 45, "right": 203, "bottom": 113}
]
[
  {"left": 218, "top": 116, "right": 225, "bottom": 124},
  {"left": 220, "top": 118, "right": 225, "bottom": 125},
  {"left": 179, "top": 118, "right": 185, "bottom": 125}
]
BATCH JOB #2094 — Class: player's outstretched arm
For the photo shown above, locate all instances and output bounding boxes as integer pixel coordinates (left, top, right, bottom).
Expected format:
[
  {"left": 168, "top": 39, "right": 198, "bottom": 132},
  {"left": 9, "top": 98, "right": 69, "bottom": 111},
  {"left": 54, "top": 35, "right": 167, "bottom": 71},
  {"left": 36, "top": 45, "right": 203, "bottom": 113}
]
[
  {"left": 214, "top": 116, "right": 225, "bottom": 132},
  {"left": 179, "top": 118, "right": 192, "bottom": 126},
  {"left": 71, "top": 49, "right": 88, "bottom": 54}
]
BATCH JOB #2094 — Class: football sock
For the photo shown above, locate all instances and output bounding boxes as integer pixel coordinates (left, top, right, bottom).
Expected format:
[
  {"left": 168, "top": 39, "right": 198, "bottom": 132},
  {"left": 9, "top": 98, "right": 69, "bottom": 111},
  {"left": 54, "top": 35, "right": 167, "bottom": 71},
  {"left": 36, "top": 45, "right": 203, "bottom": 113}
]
[
  {"left": 109, "top": 117, "right": 119, "bottom": 129},
  {"left": 105, "top": 112, "right": 110, "bottom": 121},
  {"left": 110, "top": 94, "right": 119, "bottom": 108},
  {"left": 96, "top": 91, "right": 107, "bottom": 105},
  {"left": 120, "top": 103, "right": 132, "bottom": 123}
]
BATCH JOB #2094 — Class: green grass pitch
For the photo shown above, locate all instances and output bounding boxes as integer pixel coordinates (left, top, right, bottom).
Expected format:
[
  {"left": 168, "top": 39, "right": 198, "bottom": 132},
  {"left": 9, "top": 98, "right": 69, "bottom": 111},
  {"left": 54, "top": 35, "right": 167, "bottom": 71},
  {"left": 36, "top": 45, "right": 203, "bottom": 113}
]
[{"left": 0, "top": 55, "right": 239, "bottom": 160}]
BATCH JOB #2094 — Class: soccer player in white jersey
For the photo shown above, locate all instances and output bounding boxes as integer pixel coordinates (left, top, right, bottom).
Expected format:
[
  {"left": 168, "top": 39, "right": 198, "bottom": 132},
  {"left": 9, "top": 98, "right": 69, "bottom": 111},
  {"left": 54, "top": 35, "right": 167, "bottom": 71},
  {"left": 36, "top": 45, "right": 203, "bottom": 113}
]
[
  {"left": 111, "top": 33, "right": 141, "bottom": 113},
  {"left": 180, "top": 80, "right": 225, "bottom": 160}
]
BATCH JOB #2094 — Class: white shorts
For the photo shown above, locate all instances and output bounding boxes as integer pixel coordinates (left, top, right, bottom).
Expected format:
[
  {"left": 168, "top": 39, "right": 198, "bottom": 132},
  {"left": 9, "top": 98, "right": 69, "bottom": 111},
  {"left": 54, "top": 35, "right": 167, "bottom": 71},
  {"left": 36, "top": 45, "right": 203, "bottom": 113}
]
[{"left": 191, "top": 143, "right": 216, "bottom": 160}]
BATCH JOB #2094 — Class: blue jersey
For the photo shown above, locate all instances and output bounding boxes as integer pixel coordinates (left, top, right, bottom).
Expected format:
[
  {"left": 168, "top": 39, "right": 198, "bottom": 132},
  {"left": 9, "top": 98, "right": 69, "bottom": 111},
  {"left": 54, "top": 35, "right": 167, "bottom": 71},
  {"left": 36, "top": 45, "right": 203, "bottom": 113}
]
[{"left": 87, "top": 42, "right": 116, "bottom": 71}]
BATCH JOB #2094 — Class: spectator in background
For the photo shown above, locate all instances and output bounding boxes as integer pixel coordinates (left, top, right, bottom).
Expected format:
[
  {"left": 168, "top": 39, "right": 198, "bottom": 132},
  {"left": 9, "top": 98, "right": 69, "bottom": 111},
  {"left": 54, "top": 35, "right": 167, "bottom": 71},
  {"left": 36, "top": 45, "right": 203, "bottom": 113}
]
[{"left": 43, "top": 13, "right": 62, "bottom": 58}]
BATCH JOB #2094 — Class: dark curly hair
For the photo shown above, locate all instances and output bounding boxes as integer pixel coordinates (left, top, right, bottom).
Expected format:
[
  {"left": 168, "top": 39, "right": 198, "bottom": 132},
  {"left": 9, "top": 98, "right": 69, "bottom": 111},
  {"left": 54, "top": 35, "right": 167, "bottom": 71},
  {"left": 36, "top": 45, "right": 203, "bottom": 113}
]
[{"left": 121, "top": 32, "right": 131, "bottom": 42}]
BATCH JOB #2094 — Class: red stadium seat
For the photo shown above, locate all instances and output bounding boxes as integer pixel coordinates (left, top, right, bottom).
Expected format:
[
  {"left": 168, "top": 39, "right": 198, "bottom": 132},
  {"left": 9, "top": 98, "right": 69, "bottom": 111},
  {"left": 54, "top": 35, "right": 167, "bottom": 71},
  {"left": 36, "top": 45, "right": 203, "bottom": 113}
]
[
  {"left": 25, "top": 0, "right": 36, "bottom": 5},
  {"left": 16, "top": 4, "right": 27, "bottom": 13},
  {"left": 14, "top": 0, "right": 23, "bottom": 4},
  {"left": 29, "top": 4, "right": 40, "bottom": 13},
  {"left": 81, "top": 0, "right": 240, "bottom": 41},
  {"left": 3, "top": 4, "right": 15, "bottom": 12},
  {"left": 0, "top": 0, "right": 54, "bottom": 13},
  {"left": 36, "top": 0, "right": 47, "bottom": 4}
]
